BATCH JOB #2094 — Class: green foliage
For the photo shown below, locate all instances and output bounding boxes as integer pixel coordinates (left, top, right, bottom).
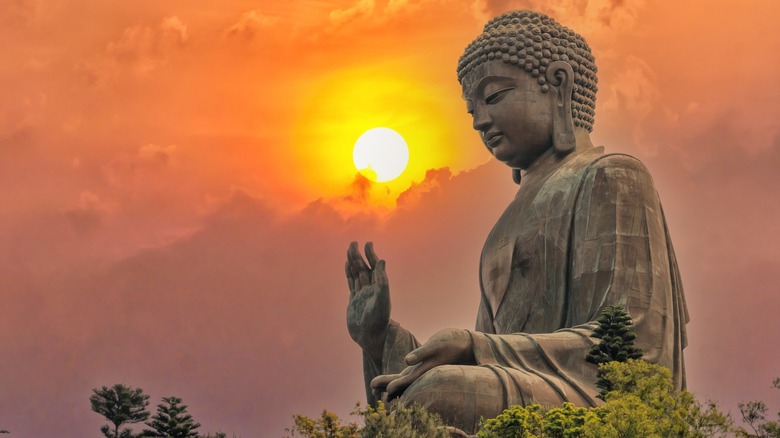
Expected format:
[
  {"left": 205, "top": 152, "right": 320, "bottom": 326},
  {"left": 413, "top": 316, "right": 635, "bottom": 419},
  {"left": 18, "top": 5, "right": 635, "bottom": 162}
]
[
  {"left": 585, "top": 394, "right": 659, "bottom": 438},
  {"left": 586, "top": 305, "right": 643, "bottom": 365},
  {"left": 586, "top": 305, "right": 643, "bottom": 399},
  {"left": 284, "top": 402, "right": 448, "bottom": 438},
  {"left": 477, "top": 404, "right": 543, "bottom": 437},
  {"left": 284, "top": 409, "right": 359, "bottom": 438},
  {"left": 357, "top": 401, "right": 449, "bottom": 438},
  {"left": 90, "top": 384, "right": 151, "bottom": 438},
  {"left": 476, "top": 403, "right": 604, "bottom": 438},
  {"left": 542, "top": 403, "right": 600, "bottom": 438},
  {"left": 736, "top": 377, "right": 780, "bottom": 438},
  {"left": 594, "top": 360, "right": 732, "bottom": 437},
  {"left": 476, "top": 360, "right": 732, "bottom": 438},
  {"left": 143, "top": 396, "right": 201, "bottom": 438},
  {"left": 596, "top": 359, "right": 672, "bottom": 403}
]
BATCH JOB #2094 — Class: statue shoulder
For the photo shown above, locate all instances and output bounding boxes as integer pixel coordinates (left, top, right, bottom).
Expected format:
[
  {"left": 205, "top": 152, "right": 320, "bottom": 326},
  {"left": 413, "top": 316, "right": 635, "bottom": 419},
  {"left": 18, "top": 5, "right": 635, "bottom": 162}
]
[
  {"left": 586, "top": 152, "right": 652, "bottom": 176},
  {"left": 578, "top": 152, "right": 659, "bottom": 202}
]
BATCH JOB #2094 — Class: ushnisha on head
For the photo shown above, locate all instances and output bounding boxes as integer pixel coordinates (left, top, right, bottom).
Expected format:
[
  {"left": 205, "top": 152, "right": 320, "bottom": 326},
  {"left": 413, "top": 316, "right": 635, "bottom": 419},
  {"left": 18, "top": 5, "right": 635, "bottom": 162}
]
[{"left": 457, "top": 10, "right": 598, "bottom": 133}]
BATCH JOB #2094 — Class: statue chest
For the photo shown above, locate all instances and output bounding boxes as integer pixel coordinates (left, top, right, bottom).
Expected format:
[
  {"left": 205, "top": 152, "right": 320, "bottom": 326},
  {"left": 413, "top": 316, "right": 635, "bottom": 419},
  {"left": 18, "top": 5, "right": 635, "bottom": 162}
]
[{"left": 480, "top": 162, "right": 588, "bottom": 334}]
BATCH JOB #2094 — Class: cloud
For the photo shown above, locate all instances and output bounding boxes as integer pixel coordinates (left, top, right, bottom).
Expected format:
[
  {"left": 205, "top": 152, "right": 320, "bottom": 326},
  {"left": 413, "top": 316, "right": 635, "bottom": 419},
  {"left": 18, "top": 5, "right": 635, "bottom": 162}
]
[
  {"left": 386, "top": 0, "right": 411, "bottom": 14},
  {"left": 599, "top": 55, "right": 661, "bottom": 154},
  {"left": 80, "top": 15, "right": 188, "bottom": 83},
  {"left": 64, "top": 191, "right": 113, "bottom": 234},
  {"left": 0, "top": 93, "right": 45, "bottom": 143},
  {"left": 323, "top": 173, "right": 389, "bottom": 219},
  {"left": 138, "top": 143, "right": 177, "bottom": 167},
  {"left": 0, "top": 0, "right": 38, "bottom": 26},
  {"left": 345, "top": 172, "right": 373, "bottom": 205},
  {"left": 106, "top": 15, "right": 187, "bottom": 74},
  {"left": 160, "top": 15, "right": 188, "bottom": 43},
  {"left": 0, "top": 104, "right": 31, "bottom": 142},
  {"left": 329, "top": 0, "right": 376, "bottom": 27},
  {"left": 102, "top": 144, "right": 176, "bottom": 186},
  {"left": 475, "top": 0, "right": 645, "bottom": 35},
  {"left": 224, "top": 10, "right": 277, "bottom": 41},
  {"left": 396, "top": 167, "right": 453, "bottom": 208}
]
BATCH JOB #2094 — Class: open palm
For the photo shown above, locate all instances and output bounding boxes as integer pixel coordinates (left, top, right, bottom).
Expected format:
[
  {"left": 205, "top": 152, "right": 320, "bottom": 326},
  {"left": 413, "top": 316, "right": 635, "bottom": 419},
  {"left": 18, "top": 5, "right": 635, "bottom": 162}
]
[{"left": 346, "top": 241, "right": 391, "bottom": 362}]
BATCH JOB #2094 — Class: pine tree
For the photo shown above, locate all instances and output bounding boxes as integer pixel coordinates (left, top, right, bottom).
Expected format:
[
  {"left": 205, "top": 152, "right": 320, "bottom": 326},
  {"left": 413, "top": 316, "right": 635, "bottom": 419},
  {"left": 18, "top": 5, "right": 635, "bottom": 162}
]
[
  {"left": 586, "top": 305, "right": 643, "bottom": 365},
  {"left": 143, "top": 396, "right": 201, "bottom": 438},
  {"left": 90, "top": 384, "right": 150, "bottom": 438},
  {"left": 585, "top": 305, "right": 643, "bottom": 398}
]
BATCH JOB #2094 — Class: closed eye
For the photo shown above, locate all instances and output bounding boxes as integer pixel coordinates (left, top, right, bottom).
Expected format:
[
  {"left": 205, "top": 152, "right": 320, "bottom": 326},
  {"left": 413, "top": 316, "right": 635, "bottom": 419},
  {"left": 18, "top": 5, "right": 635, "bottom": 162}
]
[{"left": 486, "top": 87, "right": 513, "bottom": 105}]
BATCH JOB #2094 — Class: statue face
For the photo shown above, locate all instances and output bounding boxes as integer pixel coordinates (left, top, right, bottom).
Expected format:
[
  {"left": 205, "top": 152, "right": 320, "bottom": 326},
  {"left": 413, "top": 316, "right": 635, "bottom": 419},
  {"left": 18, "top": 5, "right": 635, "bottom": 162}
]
[{"left": 462, "top": 60, "right": 554, "bottom": 170}]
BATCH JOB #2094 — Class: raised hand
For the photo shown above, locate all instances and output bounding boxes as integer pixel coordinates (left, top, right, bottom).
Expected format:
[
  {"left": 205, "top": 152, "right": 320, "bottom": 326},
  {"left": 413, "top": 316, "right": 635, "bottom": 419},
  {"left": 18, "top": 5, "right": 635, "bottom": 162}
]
[
  {"left": 370, "top": 328, "right": 476, "bottom": 400},
  {"left": 346, "top": 241, "right": 391, "bottom": 363}
]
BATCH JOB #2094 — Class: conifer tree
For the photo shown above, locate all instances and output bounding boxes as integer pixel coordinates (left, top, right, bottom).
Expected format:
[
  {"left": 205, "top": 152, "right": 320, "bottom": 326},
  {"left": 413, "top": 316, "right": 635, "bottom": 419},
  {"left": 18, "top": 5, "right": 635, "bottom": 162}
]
[
  {"left": 90, "top": 384, "right": 150, "bottom": 438},
  {"left": 586, "top": 305, "right": 643, "bottom": 365},
  {"left": 585, "top": 305, "right": 643, "bottom": 398},
  {"left": 143, "top": 396, "right": 201, "bottom": 438}
]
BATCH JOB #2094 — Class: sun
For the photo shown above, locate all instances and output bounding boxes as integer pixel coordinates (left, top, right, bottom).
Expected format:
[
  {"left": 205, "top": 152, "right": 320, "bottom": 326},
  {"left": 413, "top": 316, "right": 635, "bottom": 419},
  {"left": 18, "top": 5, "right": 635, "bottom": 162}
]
[{"left": 353, "top": 127, "right": 410, "bottom": 182}]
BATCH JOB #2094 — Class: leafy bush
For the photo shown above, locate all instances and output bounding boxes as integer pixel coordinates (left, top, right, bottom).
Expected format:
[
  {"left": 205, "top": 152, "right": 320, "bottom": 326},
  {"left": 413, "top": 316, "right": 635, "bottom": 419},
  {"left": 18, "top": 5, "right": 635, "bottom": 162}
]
[{"left": 284, "top": 402, "right": 448, "bottom": 438}]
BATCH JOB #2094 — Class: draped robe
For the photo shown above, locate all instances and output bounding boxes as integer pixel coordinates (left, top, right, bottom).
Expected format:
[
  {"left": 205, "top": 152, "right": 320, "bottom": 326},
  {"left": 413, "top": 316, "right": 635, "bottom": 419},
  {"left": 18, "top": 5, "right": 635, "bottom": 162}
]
[{"left": 361, "top": 145, "right": 689, "bottom": 432}]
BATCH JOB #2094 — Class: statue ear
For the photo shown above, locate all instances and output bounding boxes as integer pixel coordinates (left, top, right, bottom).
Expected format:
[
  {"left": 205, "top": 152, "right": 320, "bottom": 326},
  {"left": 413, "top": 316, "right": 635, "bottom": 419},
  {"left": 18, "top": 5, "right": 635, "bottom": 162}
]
[
  {"left": 545, "top": 61, "right": 576, "bottom": 154},
  {"left": 512, "top": 168, "right": 522, "bottom": 185}
]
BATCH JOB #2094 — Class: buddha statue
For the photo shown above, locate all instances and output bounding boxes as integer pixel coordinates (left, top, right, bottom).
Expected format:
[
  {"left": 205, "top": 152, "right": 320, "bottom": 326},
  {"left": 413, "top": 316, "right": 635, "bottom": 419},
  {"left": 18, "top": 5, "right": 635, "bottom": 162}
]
[{"left": 345, "top": 9, "right": 689, "bottom": 434}]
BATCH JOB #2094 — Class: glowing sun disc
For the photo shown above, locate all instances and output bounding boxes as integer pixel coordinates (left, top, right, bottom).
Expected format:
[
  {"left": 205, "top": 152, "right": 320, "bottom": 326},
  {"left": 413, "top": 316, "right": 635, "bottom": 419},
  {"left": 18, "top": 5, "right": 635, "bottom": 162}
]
[{"left": 353, "top": 127, "right": 410, "bottom": 182}]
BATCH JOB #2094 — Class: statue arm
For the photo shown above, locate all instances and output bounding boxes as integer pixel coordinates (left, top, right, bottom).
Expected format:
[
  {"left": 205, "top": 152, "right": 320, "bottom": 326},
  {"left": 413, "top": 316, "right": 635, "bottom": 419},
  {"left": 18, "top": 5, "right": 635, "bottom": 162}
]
[
  {"left": 468, "top": 154, "right": 688, "bottom": 398},
  {"left": 345, "top": 241, "right": 421, "bottom": 405},
  {"left": 362, "top": 320, "right": 420, "bottom": 405}
]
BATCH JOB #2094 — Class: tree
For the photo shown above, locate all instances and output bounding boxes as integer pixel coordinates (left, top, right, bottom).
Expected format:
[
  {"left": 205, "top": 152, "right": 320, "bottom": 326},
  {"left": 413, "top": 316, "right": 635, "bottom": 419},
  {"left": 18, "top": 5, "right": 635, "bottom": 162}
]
[
  {"left": 585, "top": 305, "right": 643, "bottom": 398},
  {"left": 285, "top": 402, "right": 448, "bottom": 438},
  {"left": 476, "top": 360, "right": 732, "bottom": 438},
  {"left": 143, "top": 396, "right": 201, "bottom": 438},
  {"left": 586, "top": 305, "right": 644, "bottom": 365},
  {"left": 594, "top": 360, "right": 732, "bottom": 437},
  {"left": 90, "top": 384, "right": 150, "bottom": 438},
  {"left": 357, "top": 402, "right": 449, "bottom": 438},
  {"left": 584, "top": 394, "right": 659, "bottom": 438},
  {"left": 543, "top": 403, "right": 600, "bottom": 438},
  {"left": 736, "top": 377, "right": 780, "bottom": 438},
  {"left": 284, "top": 409, "right": 359, "bottom": 438},
  {"left": 477, "top": 404, "right": 544, "bottom": 438}
]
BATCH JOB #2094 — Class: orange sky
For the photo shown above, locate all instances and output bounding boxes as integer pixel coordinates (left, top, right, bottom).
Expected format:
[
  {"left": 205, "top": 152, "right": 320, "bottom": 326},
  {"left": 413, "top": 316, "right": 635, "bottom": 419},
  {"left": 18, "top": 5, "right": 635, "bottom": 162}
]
[{"left": 2, "top": 1, "right": 780, "bottom": 436}]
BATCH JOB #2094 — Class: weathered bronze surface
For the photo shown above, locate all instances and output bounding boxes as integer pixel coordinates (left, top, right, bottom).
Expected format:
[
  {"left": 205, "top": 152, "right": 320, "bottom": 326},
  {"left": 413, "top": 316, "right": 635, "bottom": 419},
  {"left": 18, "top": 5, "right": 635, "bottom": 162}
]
[{"left": 345, "top": 10, "right": 688, "bottom": 434}]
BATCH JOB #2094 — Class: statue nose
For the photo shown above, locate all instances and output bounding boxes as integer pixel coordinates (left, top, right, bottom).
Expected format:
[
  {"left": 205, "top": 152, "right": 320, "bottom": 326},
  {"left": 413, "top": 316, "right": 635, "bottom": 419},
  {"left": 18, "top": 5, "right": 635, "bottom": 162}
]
[{"left": 472, "top": 109, "right": 491, "bottom": 131}]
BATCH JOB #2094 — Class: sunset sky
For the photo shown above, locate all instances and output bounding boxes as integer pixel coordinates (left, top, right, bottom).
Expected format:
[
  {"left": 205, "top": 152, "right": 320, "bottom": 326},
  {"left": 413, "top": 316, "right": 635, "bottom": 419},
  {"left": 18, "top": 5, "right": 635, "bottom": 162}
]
[{"left": 2, "top": 0, "right": 780, "bottom": 436}]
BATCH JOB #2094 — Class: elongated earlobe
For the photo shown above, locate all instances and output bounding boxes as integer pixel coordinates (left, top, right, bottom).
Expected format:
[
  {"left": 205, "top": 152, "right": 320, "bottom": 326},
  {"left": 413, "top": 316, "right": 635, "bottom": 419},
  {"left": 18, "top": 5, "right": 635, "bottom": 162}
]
[
  {"left": 512, "top": 168, "right": 522, "bottom": 185},
  {"left": 545, "top": 61, "right": 576, "bottom": 154}
]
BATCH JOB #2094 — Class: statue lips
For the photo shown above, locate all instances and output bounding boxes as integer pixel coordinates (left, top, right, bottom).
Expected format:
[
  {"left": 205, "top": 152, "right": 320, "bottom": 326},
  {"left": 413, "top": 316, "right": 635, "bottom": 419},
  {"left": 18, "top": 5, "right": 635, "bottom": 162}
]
[{"left": 484, "top": 132, "right": 504, "bottom": 149}]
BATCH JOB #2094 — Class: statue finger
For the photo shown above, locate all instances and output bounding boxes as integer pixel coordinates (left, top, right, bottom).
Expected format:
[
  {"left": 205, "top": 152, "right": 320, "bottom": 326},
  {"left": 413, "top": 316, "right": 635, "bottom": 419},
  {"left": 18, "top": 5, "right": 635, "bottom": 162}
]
[
  {"left": 404, "top": 343, "right": 434, "bottom": 366},
  {"left": 345, "top": 260, "right": 355, "bottom": 297},
  {"left": 370, "top": 373, "right": 402, "bottom": 393},
  {"left": 373, "top": 260, "right": 388, "bottom": 289},
  {"left": 386, "top": 365, "right": 422, "bottom": 399},
  {"left": 347, "top": 241, "right": 359, "bottom": 276},
  {"left": 348, "top": 241, "right": 369, "bottom": 278},
  {"left": 365, "top": 241, "right": 380, "bottom": 269}
]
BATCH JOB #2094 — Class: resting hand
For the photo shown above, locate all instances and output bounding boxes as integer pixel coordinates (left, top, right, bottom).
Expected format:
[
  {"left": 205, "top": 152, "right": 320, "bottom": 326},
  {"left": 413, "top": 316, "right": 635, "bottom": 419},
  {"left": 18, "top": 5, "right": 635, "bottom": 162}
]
[
  {"left": 346, "top": 241, "right": 391, "bottom": 363},
  {"left": 370, "top": 328, "right": 475, "bottom": 400}
]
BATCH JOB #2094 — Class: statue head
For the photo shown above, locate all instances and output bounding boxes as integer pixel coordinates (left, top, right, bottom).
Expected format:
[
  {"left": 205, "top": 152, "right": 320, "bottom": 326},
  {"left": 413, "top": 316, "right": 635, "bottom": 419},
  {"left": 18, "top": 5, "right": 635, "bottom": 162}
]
[{"left": 458, "top": 10, "right": 598, "bottom": 181}]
